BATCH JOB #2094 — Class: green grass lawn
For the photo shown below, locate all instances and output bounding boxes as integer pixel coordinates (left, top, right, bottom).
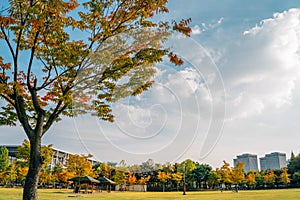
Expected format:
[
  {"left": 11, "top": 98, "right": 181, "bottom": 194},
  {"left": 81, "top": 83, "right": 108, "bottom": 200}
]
[{"left": 0, "top": 188, "right": 300, "bottom": 200}]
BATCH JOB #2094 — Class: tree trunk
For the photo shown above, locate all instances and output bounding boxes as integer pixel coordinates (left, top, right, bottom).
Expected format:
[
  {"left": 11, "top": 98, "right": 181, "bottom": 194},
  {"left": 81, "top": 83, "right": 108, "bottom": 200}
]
[{"left": 23, "top": 134, "right": 43, "bottom": 200}]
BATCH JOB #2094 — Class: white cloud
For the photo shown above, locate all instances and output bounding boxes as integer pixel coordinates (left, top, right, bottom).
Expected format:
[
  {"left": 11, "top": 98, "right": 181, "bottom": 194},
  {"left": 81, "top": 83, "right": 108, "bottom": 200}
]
[
  {"left": 191, "top": 18, "right": 224, "bottom": 35},
  {"left": 191, "top": 25, "right": 202, "bottom": 35},
  {"left": 209, "top": 17, "right": 224, "bottom": 28},
  {"left": 222, "top": 8, "right": 300, "bottom": 120}
]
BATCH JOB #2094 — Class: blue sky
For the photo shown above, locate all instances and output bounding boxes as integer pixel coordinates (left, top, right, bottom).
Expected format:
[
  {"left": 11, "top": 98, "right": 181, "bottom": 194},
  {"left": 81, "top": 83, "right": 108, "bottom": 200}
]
[{"left": 1, "top": 0, "right": 300, "bottom": 168}]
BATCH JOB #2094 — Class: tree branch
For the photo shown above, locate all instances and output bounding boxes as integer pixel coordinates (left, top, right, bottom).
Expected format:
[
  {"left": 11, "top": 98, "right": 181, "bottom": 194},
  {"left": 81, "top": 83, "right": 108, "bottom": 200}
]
[
  {"left": 27, "top": 31, "right": 40, "bottom": 89},
  {"left": 15, "top": 95, "right": 33, "bottom": 138}
]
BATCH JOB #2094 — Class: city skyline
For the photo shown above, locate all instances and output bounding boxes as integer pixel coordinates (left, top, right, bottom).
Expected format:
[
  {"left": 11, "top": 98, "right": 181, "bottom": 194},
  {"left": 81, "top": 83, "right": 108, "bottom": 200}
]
[
  {"left": 1, "top": 0, "right": 300, "bottom": 168},
  {"left": 1, "top": 142, "right": 293, "bottom": 170},
  {"left": 234, "top": 152, "right": 288, "bottom": 172}
]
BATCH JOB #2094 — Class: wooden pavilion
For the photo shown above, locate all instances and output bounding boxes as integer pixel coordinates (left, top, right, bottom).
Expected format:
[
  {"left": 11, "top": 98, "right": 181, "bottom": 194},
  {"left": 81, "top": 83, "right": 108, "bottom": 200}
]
[
  {"left": 98, "top": 176, "right": 116, "bottom": 192},
  {"left": 68, "top": 176, "right": 100, "bottom": 193}
]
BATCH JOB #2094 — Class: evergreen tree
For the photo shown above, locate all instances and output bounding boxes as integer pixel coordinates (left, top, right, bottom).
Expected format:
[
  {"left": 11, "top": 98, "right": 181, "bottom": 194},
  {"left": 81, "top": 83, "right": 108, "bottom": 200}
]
[
  {"left": 0, "top": 146, "right": 9, "bottom": 171},
  {"left": 288, "top": 153, "right": 300, "bottom": 185},
  {"left": 291, "top": 151, "right": 295, "bottom": 160}
]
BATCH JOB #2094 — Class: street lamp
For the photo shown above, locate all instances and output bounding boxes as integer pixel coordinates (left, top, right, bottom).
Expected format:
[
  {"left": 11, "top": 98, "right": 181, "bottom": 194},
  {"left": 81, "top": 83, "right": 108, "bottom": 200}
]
[{"left": 183, "top": 163, "right": 186, "bottom": 195}]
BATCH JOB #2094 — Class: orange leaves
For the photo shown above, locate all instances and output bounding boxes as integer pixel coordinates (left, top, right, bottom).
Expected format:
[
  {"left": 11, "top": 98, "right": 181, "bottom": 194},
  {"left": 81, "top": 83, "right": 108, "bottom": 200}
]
[
  {"left": 168, "top": 52, "right": 183, "bottom": 66},
  {"left": 54, "top": 170, "right": 75, "bottom": 183},
  {"left": 1, "top": 63, "right": 11, "bottom": 70},
  {"left": 246, "top": 172, "right": 256, "bottom": 186},
  {"left": 0, "top": 16, "right": 15, "bottom": 27},
  {"left": 0, "top": 83, "right": 5, "bottom": 94},
  {"left": 0, "top": 57, "right": 11, "bottom": 70},
  {"left": 128, "top": 174, "right": 137, "bottom": 185},
  {"left": 172, "top": 18, "right": 192, "bottom": 37},
  {"left": 41, "top": 92, "right": 55, "bottom": 102},
  {"left": 66, "top": 0, "right": 79, "bottom": 12},
  {"left": 31, "top": 19, "right": 44, "bottom": 32}
]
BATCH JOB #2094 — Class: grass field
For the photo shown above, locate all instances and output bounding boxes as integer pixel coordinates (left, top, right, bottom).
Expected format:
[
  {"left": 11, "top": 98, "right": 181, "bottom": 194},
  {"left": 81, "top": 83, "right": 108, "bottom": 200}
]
[{"left": 0, "top": 188, "right": 300, "bottom": 200}]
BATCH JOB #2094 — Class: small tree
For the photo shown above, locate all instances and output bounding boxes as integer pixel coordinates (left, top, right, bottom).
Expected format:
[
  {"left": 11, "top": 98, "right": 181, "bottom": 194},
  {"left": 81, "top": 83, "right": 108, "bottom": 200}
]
[
  {"left": 231, "top": 162, "right": 245, "bottom": 192},
  {"left": 114, "top": 170, "right": 128, "bottom": 190},
  {"left": 280, "top": 168, "right": 291, "bottom": 186},
  {"left": 171, "top": 172, "right": 182, "bottom": 191},
  {"left": 178, "top": 159, "right": 196, "bottom": 195},
  {"left": 264, "top": 170, "right": 276, "bottom": 187},
  {"left": 66, "top": 154, "right": 94, "bottom": 177},
  {"left": 255, "top": 171, "right": 265, "bottom": 188},
  {"left": 0, "top": 146, "right": 9, "bottom": 171},
  {"left": 114, "top": 160, "right": 129, "bottom": 191},
  {"left": 0, "top": 163, "right": 17, "bottom": 185},
  {"left": 207, "top": 170, "right": 219, "bottom": 189},
  {"left": 216, "top": 161, "right": 233, "bottom": 188},
  {"left": 157, "top": 171, "right": 170, "bottom": 192},
  {"left": 246, "top": 171, "right": 256, "bottom": 189}
]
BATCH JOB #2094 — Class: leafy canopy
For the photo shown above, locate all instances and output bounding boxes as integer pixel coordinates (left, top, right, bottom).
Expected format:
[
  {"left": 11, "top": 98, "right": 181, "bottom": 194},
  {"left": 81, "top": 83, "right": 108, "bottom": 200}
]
[{"left": 0, "top": 0, "right": 190, "bottom": 137}]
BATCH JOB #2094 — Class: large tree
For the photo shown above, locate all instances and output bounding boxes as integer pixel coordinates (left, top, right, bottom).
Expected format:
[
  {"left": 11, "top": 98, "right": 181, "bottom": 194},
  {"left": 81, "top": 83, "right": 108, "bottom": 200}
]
[{"left": 0, "top": 0, "right": 190, "bottom": 199}]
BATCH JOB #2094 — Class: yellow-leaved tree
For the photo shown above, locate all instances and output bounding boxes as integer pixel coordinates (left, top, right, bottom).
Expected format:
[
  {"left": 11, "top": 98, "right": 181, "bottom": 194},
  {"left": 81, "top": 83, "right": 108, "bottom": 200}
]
[
  {"left": 66, "top": 154, "right": 95, "bottom": 177},
  {"left": 157, "top": 171, "right": 171, "bottom": 192}
]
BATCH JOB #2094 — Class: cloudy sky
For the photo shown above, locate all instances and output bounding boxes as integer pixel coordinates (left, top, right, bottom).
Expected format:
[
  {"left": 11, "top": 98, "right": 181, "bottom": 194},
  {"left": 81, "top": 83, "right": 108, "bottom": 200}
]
[{"left": 2, "top": 0, "right": 300, "bottom": 168}]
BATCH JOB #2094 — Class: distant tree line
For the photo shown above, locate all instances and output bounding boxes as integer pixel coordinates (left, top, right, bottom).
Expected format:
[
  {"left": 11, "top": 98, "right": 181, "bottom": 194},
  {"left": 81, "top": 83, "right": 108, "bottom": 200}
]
[{"left": 0, "top": 142, "right": 300, "bottom": 191}]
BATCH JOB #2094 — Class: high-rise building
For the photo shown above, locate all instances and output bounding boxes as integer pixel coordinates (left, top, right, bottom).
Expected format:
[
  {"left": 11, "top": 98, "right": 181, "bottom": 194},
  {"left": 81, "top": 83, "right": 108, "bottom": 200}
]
[
  {"left": 260, "top": 157, "right": 267, "bottom": 171},
  {"left": 259, "top": 152, "right": 287, "bottom": 171},
  {"left": 233, "top": 153, "right": 258, "bottom": 173}
]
